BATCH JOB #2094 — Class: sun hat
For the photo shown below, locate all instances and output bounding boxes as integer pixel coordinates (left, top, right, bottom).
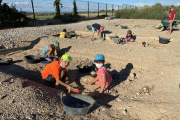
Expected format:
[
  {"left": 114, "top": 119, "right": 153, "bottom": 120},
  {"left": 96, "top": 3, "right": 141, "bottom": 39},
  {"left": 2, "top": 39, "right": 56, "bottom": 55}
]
[
  {"left": 100, "top": 26, "right": 104, "bottom": 30},
  {"left": 94, "top": 54, "right": 105, "bottom": 62},
  {"left": 61, "top": 54, "right": 72, "bottom": 62},
  {"left": 53, "top": 41, "right": 60, "bottom": 49}
]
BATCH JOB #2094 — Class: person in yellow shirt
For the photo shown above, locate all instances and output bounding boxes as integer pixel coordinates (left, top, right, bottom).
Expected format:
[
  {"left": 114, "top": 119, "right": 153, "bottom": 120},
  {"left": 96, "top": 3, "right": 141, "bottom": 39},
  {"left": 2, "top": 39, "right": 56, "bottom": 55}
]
[{"left": 57, "top": 29, "right": 71, "bottom": 38}]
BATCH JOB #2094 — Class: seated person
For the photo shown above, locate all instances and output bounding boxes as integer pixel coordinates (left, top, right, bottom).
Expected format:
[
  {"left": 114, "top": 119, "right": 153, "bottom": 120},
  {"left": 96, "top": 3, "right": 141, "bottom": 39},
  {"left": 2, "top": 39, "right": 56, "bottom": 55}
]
[
  {"left": 122, "top": 30, "right": 135, "bottom": 42},
  {"left": 86, "top": 54, "right": 112, "bottom": 96},
  {"left": 57, "top": 29, "right": 71, "bottom": 38},
  {"left": 41, "top": 41, "right": 59, "bottom": 60},
  {"left": 41, "top": 54, "right": 75, "bottom": 90}
]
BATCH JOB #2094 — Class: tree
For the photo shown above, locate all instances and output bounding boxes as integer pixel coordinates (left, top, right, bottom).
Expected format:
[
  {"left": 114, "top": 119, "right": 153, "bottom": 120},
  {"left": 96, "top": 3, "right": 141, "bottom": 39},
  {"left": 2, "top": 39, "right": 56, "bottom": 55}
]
[
  {"left": 0, "top": 2, "right": 29, "bottom": 27},
  {"left": 53, "top": 0, "right": 62, "bottom": 18},
  {"left": 73, "top": 0, "right": 78, "bottom": 16}
]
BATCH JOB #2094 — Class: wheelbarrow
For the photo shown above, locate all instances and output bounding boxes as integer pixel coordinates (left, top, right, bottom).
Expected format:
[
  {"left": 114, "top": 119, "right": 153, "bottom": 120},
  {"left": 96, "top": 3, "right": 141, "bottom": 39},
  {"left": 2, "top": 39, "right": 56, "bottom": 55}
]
[{"left": 155, "top": 16, "right": 180, "bottom": 32}]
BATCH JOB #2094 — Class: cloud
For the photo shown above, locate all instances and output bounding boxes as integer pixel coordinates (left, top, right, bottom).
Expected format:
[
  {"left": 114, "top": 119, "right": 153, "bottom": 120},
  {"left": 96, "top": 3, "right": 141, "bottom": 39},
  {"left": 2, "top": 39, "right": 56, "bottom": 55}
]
[
  {"left": 133, "top": 2, "right": 146, "bottom": 7},
  {"left": 14, "top": 1, "right": 30, "bottom": 5},
  {"left": 42, "top": 1, "right": 51, "bottom": 5},
  {"left": 175, "top": 2, "right": 180, "bottom": 6}
]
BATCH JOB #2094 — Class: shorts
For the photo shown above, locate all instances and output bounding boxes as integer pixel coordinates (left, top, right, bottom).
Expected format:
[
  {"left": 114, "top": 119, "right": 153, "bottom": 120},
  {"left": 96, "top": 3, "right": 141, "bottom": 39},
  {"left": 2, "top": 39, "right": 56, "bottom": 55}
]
[
  {"left": 169, "top": 20, "right": 173, "bottom": 23},
  {"left": 91, "top": 26, "right": 97, "bottom": 32},
  {"left": 44, "top": 71, "right": 67, "bottom": 82},
  {"left": 43, "top": 70, "right": 67, "bottom": 87}
]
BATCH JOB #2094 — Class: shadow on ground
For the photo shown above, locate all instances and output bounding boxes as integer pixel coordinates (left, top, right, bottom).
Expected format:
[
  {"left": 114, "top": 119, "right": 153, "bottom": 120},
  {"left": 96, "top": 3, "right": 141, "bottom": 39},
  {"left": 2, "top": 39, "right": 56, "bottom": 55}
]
[
  {"left": 106, "top": 63, "right": 134, "bottom": 89},
  {"left": 57, "top": 46, "right": 72, "bottom": 57},
  {"left": 101, "top": 30, "right": 112, "bottom": 40},
  {"left": 0, "top": 36, "right": 46, "bottom": 56},
  {"left": 0, "top": 64, "right": 42, "bottom": 82}
]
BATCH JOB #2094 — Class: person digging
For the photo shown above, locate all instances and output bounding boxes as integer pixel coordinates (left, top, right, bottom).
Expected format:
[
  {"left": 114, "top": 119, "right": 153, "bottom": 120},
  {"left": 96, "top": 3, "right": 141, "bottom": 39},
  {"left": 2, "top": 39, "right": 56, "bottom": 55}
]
[
  {"left": 41, "top": 41, "right": 60, "bottom": 62},
  {"left": 41, "top": 54, "right": 75, "bottom": 90},
  {"left": 90, "top": 23, "right": 104, "bottom": 41}
]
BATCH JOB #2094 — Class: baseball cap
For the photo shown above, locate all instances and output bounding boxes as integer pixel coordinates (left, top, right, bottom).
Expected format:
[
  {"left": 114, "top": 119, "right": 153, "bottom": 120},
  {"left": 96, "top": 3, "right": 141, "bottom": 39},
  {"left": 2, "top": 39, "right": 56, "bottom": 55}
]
[
  {"left": 100, "top": 26, "right": 104, "bottom": 30},
  {"left": 61, "top": 54, "right": 72, "bottom": 62},
  {"left": 53, "top": 41, "right": 60, "bottom": 49},
  {"left": 94, "top": 54, "right": 105, "bottom": 62}
]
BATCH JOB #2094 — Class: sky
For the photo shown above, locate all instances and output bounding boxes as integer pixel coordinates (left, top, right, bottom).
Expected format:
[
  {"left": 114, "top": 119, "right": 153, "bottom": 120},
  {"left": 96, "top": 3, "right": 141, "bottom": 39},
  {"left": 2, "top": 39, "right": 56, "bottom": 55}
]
[
  {"left": 82, "top": 0, "right": 180, "bottom": 6},
  {"left": 2, "top": 0, "right": 180, "bottom": 13}
]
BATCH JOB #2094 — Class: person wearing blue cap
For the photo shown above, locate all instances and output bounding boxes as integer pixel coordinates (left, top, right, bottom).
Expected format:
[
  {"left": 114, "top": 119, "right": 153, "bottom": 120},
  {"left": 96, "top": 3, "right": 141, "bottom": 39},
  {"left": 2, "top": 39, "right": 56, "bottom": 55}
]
[{"left": 86, "top": 54, "right": 112, "bottom": 95}]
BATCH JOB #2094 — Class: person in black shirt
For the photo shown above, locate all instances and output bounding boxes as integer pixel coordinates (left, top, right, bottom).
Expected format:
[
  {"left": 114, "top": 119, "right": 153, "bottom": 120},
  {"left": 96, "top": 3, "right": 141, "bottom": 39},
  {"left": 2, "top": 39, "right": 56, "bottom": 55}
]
[{"left": 90, "top": 23, "right": 104, "bottom": 40}]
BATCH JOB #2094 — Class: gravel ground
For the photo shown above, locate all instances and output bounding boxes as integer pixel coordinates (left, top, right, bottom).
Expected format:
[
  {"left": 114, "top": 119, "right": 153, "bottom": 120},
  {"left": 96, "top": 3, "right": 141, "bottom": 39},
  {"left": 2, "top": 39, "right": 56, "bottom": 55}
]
[{"left": 0, "top": 19, "right": 180, "bottom": 120}]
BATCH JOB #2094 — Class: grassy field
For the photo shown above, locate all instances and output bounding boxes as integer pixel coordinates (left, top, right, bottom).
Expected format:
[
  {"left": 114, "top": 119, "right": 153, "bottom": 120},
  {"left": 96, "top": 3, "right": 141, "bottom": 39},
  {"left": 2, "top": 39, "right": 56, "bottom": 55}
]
[
  {"left": 115, "top": 3, "right": 180, "bottom": 20},
  {"left": 27, "top": 15, "right": 54, "bottom": 20},
  {"left": 27, "top": 12, "right": 114, "bottom": 20}
]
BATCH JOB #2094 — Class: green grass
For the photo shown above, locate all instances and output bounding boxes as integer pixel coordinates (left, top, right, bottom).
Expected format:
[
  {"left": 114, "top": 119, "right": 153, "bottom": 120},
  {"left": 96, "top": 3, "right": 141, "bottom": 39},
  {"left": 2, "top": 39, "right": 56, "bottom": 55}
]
[
  {"left": 26, "top": 11, "right": 114, "bottom": 20},
  {"left": 115, "top": 3, "right": 180, "bottom": 20},
  {"left": 27, "top": 15, "right": 54, "bottom": 20}
]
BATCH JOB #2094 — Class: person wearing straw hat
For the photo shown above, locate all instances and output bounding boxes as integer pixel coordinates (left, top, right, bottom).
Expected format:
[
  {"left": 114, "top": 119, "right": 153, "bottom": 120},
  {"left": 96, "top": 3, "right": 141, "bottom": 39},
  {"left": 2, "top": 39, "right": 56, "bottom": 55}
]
[
  {"left": 90, "top": 23, "right": 104, "bottom": 41},
  {"left": 41, "top": 41, "right": 60, "bottom": 61},
  {"left": 41, "top": 54, "right": 75, "bottom": 90}
]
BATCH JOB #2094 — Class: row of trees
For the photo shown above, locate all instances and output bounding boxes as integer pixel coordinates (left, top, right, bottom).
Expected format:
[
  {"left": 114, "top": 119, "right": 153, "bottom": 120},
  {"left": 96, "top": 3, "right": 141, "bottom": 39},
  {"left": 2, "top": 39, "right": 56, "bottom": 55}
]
[
  {"left": 53, "top": 0, "right": 79, "bottom": 22},
  {"left": 115, "top": 3, "right": 180, "bottom": 20},
  {"left": 0, "top": 0, "right": 30, "bottom": 27},
  {"left": 0, "top": 0, "right": 80, "bottom": 28}
]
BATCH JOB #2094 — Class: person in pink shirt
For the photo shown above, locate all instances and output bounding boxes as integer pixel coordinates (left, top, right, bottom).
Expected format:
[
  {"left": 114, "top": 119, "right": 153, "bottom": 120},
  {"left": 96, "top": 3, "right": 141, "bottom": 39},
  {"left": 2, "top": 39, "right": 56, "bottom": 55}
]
[
  {"left": 86, "top": 54, "right": 112, "bottom": 95},
  {"left": 167, "top": 5, "right": 176, "bottom": 34}
]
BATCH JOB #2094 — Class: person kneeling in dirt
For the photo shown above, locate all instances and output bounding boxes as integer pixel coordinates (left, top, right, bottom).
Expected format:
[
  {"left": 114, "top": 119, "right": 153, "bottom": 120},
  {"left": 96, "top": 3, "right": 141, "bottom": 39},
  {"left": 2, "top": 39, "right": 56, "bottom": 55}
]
[
  {"left": 41, "top": 41, "right": 59, "bottom": 61},
  {"left": 122, "top": 30, "right": 134, "bottom": 42},
  {"left": 90, "top": 23, "right": 104, "bottom": 40},
  {"left": 41, "top": 54, "right": 75, "bottom": 90},
  {"left": 86, "top": 54, "right": 112, "bottom": 96},
  {"left": 57, "top": 29, "right": 71, "bottom": 38}
]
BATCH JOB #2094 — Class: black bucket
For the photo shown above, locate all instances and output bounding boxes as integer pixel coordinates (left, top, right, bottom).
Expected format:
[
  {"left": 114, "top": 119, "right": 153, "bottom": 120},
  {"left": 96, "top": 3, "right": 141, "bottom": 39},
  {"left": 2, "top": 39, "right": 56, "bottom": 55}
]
[
  {"left": 76, "top": 61, "right": 93, "bottom": 73},
  {"left": 0, "top": 58, "right": 13, "bottom": 65},
  {"left": 87, "top": 25, "right": 92, "bottom": 31},
  {"left": 109, "top": 35, "right": 119, "bottom": 40},
  {"left": 112, "top": 38, "right": 121, "bottom": 44},
  {"left": 24, "top": 55, "right": 41, "bottom": 64},
  {"left": 159, "top": 36, "right": 170, "bottom": 44},
  {"left": 68, "top": 31, "right": 76, "bottom": 37},
  {"left": 61, "top": 92, "right": 96, "bottom": 116},
  {"left": 121, "top": 26, "right": 128, "bottom": 29}
]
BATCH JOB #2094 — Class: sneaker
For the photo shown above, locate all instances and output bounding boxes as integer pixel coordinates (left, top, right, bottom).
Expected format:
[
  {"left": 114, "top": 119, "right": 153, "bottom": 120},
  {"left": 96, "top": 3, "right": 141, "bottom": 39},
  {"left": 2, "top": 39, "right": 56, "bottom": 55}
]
[{"left": 99, "top": 37, "right": 104, "bottom": 40}]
